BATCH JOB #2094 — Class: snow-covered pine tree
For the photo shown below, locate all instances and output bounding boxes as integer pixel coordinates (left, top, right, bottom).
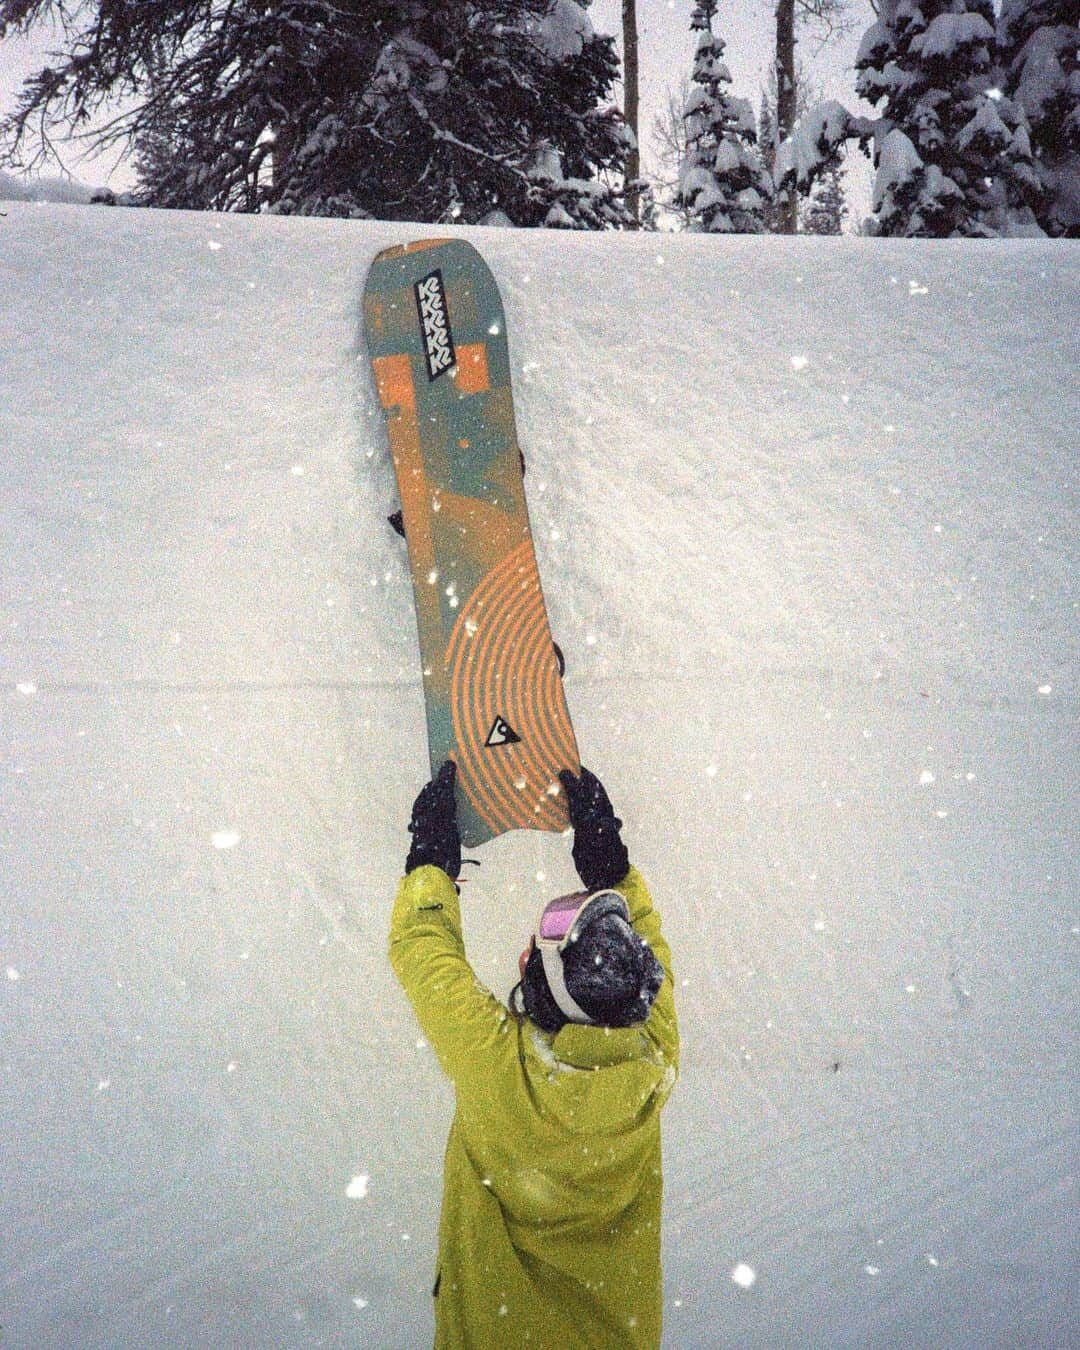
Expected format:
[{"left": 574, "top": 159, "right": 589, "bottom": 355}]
[
  {"left": 675, "top": 0, "right": 772, "bottom": 233},
  {"left": 637, "top": 179, "right": 662, "bottom": 230},
  {"left": 999, "top": 0, "right": 1080, "bottom": 237},
  {"left": 855, "top": 0, "right": 1043, "bottom": 236},
  {"left": 270, "top": 0, "right": 633, "bottom": 226},
  {"left": 1, "top": 0, "right": 630, "bottom": 227},
  {"left": 474, "top": 0, "right": 632, "bottom": 229},
  {"left": 804, "top": 159, "right": 847, "bottom": 234},
  {"left": 129, "top": 41, "right": 206, "bottom": 210}
]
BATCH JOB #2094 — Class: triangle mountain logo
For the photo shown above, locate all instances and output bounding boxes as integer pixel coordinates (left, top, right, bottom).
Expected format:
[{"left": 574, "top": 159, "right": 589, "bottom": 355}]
[{"left": 484, "top": 715, "right": 522, "bottom": 748}]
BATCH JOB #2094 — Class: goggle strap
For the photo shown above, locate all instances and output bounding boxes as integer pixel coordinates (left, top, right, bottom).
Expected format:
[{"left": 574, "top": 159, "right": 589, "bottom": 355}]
[{"left": 539, "top": 942, "right": 595, "bottom": 1025}]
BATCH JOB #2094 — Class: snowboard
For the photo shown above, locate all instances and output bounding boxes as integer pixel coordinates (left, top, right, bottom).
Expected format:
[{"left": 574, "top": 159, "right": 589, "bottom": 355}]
[{"left": 363, "top": 238, "right": 580, "bottom": 847}]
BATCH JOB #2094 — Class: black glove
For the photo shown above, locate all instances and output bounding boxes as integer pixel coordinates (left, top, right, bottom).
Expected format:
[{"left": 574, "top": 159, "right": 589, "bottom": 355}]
[
  {"left": 558, "top": 766, "right": 630, "bottom": 892},
  {"left": 406, "top": 760, "right": 462, "bottom": 881}
]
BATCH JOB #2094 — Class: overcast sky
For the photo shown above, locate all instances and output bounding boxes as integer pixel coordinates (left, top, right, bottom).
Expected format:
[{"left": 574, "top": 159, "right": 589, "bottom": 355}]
[{"left": 0, "top": 0, "right": 877, "bottom": 223}]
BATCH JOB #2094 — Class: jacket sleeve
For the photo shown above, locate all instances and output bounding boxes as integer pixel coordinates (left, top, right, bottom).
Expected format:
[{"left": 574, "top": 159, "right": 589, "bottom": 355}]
[
  {"left": 388, "top": 864, "right": 512, "bottom": 1087},
  {"left": 614, "top": 866, "right": 680, "bottom": 1074}
]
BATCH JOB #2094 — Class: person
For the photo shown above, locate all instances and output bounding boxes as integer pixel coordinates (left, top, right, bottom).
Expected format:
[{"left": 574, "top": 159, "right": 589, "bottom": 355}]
[{"left": 388, "top": 759, "right": 680, "bottom": 1349}]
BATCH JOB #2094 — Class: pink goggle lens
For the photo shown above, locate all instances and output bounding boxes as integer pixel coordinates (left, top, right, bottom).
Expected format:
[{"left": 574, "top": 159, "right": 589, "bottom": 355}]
[{"left": 538, "top": 893, "right": 590, "bottom": 942}]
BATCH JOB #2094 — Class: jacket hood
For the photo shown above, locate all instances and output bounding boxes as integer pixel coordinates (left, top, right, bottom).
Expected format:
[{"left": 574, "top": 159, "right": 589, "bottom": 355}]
[{"left": 472, "top": 1014, "right": 676, "bottom": 1227}]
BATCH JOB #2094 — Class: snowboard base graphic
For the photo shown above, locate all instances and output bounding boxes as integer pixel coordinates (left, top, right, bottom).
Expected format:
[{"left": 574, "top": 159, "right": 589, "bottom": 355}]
[{"left": 363, "top": 238, "right": 580, "bottom": 847}]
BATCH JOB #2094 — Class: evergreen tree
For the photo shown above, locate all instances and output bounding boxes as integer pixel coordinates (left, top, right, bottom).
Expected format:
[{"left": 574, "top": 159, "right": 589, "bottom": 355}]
[
  {"left": 999, "top": 0, "right": 1080, "bottom": 237},
  {"left": 854, "top": 0, "right": 1043, "bottom": 236},
  {"left": 804, "top": 159, "right": 847, "bottom": 233},
  {"left": 676, "top": 0, "right": 772, "bottom": 233},
  {"left": 1, "top": 0, "right": 631, "bottom": 227},
  {"left": 637, "top": 179, "right": 662, "bottom": 230},
  {"left": 129, "top": 38, "right": 240, "bottom": 213}
]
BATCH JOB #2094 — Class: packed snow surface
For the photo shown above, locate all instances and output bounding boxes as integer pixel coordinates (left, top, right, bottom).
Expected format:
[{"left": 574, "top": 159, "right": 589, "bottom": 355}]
[{"left": 1, "top": 202, "right": 1077, "bottom": 1348}]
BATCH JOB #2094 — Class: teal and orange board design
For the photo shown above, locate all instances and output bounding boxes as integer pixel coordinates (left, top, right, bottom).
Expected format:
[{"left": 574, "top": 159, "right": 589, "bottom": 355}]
[{"left": 363, "top": 238, "right": 580, "bottom": 847}]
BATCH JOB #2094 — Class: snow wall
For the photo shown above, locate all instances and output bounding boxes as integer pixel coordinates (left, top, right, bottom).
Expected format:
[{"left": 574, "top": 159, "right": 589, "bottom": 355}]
[{"left": 1, "top": 202, "right": 1077, "bottom": 1349}]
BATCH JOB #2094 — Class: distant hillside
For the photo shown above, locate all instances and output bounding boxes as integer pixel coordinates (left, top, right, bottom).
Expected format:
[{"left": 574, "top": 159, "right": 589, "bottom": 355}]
[{"left": 0, "top": 169, "right": 98, "bottom": 203}]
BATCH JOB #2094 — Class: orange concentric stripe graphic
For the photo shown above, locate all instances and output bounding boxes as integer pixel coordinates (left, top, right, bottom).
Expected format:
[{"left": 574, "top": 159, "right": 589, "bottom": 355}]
[{"left": 446, "top": 540, "right": 578, "bottom": 835}]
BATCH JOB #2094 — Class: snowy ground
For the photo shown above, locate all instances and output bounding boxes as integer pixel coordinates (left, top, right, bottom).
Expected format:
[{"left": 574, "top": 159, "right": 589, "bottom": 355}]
[{"left": 1, "top": 202, "right": 1077, "bottom": 1348}]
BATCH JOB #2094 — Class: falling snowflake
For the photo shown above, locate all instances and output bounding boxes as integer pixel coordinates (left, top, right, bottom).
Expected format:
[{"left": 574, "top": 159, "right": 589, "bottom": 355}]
[{"left": 346, "top": 1174, "right": 370, "bottom": 1200}]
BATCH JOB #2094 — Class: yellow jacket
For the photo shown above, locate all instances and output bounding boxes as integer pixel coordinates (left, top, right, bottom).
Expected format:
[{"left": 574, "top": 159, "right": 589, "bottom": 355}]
[{"left": 389, "top": 864, "right": 679, "bottom": 1349}]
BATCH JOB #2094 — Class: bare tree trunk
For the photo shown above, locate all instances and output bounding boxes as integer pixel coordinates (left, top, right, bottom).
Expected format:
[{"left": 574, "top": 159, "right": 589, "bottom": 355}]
[
  {"left": 623, "top": 0, "right": 640, "bottom": 226},
  {"left": 775, "top": 0, "right": 798, "bottom": 234}
]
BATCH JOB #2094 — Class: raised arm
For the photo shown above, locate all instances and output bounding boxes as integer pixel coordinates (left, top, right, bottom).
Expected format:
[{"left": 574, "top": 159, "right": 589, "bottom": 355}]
[
  {"left": 558, "top": 767, "right": 679, "bottom": 1069},
  {"left": 388, "top": 864, "right": 510, "bottom": 1085},
  {"left": 388, "top": 763, "right": 509, "bottom": 1085},
  {"left": 613, "top": 867, "right": 679, "bottom": 1073}
]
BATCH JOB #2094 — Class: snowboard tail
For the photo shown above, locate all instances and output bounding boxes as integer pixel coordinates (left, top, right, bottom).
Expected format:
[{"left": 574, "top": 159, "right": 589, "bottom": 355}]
[{"left": 363, "top": 238, "right": 579, "bottom": 847}]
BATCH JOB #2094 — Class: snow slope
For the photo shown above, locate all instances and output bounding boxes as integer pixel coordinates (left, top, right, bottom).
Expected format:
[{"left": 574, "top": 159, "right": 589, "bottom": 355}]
[{"left": 1, "top": 202, "right": 1077, "bottom": 1348}]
